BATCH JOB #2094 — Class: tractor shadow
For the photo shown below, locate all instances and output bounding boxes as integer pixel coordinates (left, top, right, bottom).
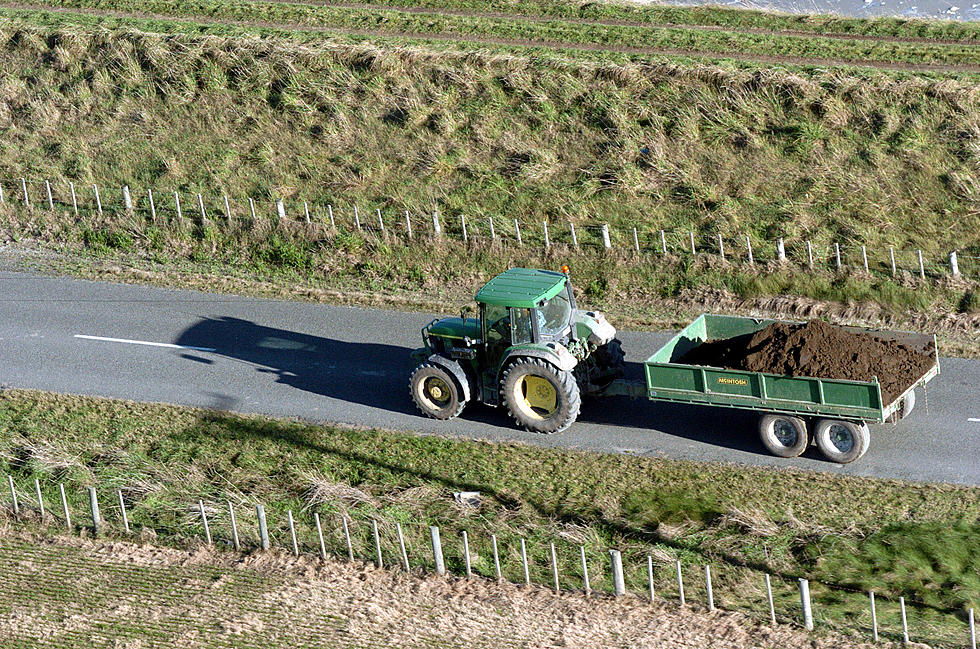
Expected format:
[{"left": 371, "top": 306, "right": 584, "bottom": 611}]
[{"left": 174, "top": 316, "right": 419, "bottom": 415}]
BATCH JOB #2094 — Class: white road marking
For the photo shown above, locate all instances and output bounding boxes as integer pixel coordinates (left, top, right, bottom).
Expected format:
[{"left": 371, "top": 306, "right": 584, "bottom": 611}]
[
  {"left": 74, "top": 334, "right": 216, "bottom": 352},
  {"left": 969, "top": 418, "right": 980, "bottom": 422}
]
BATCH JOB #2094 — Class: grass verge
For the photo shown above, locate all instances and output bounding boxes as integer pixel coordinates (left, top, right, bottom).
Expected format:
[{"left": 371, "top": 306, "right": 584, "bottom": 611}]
[{"left": 0, "top": 389, "right": 977, "bottom": 646}]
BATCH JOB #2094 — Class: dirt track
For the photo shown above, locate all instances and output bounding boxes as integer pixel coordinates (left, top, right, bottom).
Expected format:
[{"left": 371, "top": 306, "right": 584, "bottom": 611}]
[
  {"left": 0, "top": 529, "right": 899, "bottom": 649},
  {"left": 5, "top": 2, "right": 980, "bottom": 73}
]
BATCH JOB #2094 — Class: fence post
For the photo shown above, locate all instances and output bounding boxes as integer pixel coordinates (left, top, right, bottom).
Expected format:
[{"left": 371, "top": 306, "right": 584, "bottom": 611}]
[
  {"left": 917, "top": 250, "right": 925, "bottom": 279},
  {"left": 225, "top": 195, "right": 232, "bottom": 221},
  {"left": 118, "top": 491, "right": 129, "bottom": 534},
  {"left": 229, "top": 501, "right": 240, "bottom": 551},
  {"left": 303, "top": 201, "right": 311, "bottom": 225},
  {"left": 777, "top": 238, "right": 786, "bottom": 263},
  {"left": 543, "top": 220, "right": 550, "bottom": 249},
  {"left": 249, "top": 197, "right": 257, "bottom": 222},
  {"left": 746, "top": 236, "right": 754, "bottom": 265},
  {"left": 405, "top": 210, "right": 412, "bottom": 240},
  {"left": 354, "top": 206, "right": 361, "bottom": 230},
  {"left": 122, "top": 185, "right": 132, "bottom": 211},
  {"left": 862, "top": 245, "right": 869, "bottom": 273},
  {"left": 376, "top": 208, "right": 384, "bottom": 232},
  {"left": 342, "top": 515, "right": 354, "bottom": 560},
  {"left": 799, "top": 578, "right": 813, "bottom": 631},
  {"left": 950, "top": 251, "right": 961, "bottom": 277},
  {"left": 869, "top": 591, "right": 878, "bottom": 642},
  {"left": 34, "top": 479, "right": 44, "bottom": 519},
  {"left": 647, "top": 556, "right": 655, "bottom": 603},
  {"left": 8, "top": 475, "right": 18, "bottom": 518},
  {"left": 633, "top": 227, "right": 640, "bottom": 254},
  {"left": 660, "top": 229, "right": 667, "bottom": 254},
  {"left": 46, "top": 181, "right": 54, "bottom": 211},
  {"left": 59, "top": 483, "right": 71, "bottom": 530},
  {"left": 515, "top": 219, "right": 522, "bottom": 247},
  {"left": 462, "top": 531, "right": 472, "bottom": 578},
  {"left": 328, "top": 205, "right": 335, "bottom": 230},
  {"left": 432, "top": 211, "right": 441, "bottom": 238},
  {"left": 969, "top": 607, "right": 976, "bottom": 649},
  {"left": 520, "top": 537, "right": 530, "bottom": 585},
  {"left": 900, "top": 596, "right": 910, "bottom": 645},
  {"left": 689, "top": 231, "right": 696, "bottom": 254},
  {"left": 93, "top": 184, "right": 102, "bottom": 215},
  {"left": 21, "top": 178, "right": 29, "bottom": 206},
  {"left": 256, "top": 504, "right": 269, "bottom": 550},
  {"left": 550, "top": 542, "right": 559, "bottom": 593},
  {"left": 0, "top": 181, "right": 4, "bottom": 203},
  {"left": 461, "top": 214, "right": 468, "bottom": 243},
  {"left": 488, "top": 217, "right": 496, "bottom": 241},
  {"left": 676, "top": 560, "right": 685, "bottom": 605},
  {"left": 580, "top": 546, "right": 591, "bottom": 597},
  {"left": 807, "top": 241, "right": 814, "bottom": 268},
  {"left": 174, "top": 192, "right": 182, "bottom": 224},
  {"left": 70, "top": 182, "right": 77, "bottom": 216},
  {"left": 491, "top": 534, "right": 502, "bottom": 582},
  {"left": 430, "top": 526, "right": 445, "bottom": 576},
  {"left": 148, "top": 189, "right": 156, "bottom": 222},
  {"left": 88, "top": 486, "right": 100, "bottom": 536},
  {"left": 275, "top": 199, "right": 285, "bottom": 221},
  {"left": 372, "top": 519, "right": 382, "bottom": 568},
  {"left": 889, "top": 247, "right": 897, "bottom": 277},
  {"left": 569, "top": 222, "right": 577, "bottom": 248},
  {"left": 289, "top": 510, "right": 299, "bottom": 556},
  {"left": 200, "top": 500, "right": 211, "bottom": 545},
  {"left": 314, "top": 512, "right": 326, "bottom": 560},
  {"left": 397, "top": 523, "right": 409, "bottom": 571},
  {"left": 610, "top": 550, "right": 625, "bottom": 596},
  {"left": 766, "top": 574, "right": 776, "bottom": 625},
  {"left": 835, "top": 243, "right": 842, "bottom": 270},
  {"left": 705, "top": 564, "right": 715, "bottom": 611},
  {"left": 601, "top": 224, "right": 611, "bottom": 250},
  {"left": 717, "top": 233, "right": 724, "bottom": 261}
]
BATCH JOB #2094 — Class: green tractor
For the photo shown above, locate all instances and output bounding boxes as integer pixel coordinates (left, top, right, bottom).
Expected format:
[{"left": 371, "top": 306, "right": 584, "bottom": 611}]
[{"left": 409, "top": 267, "right": 624, "bottom": 433}]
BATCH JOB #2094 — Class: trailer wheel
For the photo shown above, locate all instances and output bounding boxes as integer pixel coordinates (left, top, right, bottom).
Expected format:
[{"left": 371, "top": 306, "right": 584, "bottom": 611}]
[
  {"left": 814, "top": 419, "right": 870, "bottom": 464},
  {"left": 758, "top": 414, "right": 809, "bottom": 458},
  {"left": 501, "top": 358, "right": 581, "bottom": 434},
  {"left": 409, "top": 362, "right": 466, "bottom": 421},
  {"left": 899, "top": 389, "right": 916, "bottom": 420}
]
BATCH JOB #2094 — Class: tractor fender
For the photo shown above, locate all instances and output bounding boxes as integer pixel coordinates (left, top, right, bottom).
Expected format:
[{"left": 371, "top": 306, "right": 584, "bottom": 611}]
[
  {"left": 424, "top": 354, "right": 472, "bottom": 403},
  {"left": 498, "top": 344, "right": 577, "bottom": 380}
]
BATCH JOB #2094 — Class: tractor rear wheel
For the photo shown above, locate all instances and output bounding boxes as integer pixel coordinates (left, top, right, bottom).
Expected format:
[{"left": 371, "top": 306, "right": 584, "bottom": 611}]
[
  {"left": 501, "top": 358, "right": 581, "bottom": 434},
  {"left": 409, "top": 362, "right": 466, "bottom": 420}
]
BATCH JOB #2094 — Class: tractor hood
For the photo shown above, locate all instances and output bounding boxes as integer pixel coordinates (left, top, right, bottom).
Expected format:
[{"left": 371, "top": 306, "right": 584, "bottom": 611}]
[
  {"left": 573, "top": 310, "right": 616, "bottom": 348},
  {"left": 428, "top": 317, "right": 481, "bottom": 342}
]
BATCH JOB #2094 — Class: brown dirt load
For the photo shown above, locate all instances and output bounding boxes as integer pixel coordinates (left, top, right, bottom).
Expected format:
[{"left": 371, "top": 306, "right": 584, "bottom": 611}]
[{"left": 680, "top": 320, "right": 936, "bottom": 404}]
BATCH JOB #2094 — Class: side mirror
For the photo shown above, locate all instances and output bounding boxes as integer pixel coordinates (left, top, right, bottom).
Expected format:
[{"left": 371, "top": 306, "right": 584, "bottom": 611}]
[{"left": 461, "top": 305, "right": 473, "bottom": 322}]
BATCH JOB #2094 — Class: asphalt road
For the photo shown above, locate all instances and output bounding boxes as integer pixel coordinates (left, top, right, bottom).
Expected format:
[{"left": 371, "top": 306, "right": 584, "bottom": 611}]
[{"left": 1, "top": 272, "right": 977, "bottom": 485}]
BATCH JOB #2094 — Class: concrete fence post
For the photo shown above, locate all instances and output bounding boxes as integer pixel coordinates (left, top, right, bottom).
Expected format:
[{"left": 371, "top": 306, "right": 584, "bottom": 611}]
[
  {"left": 610, "top": 550, "right": 625, "bottom": 596},
  {"left": 601, "top": 224, "right": 611, "bottom": 249},
  {"left": 354, "top": 205, "right": 361, "bottom": 230},
  {"left": 834, "top": 243, "right": 842, "bottom": 270},
  {"left": 689, "top": 231, "right": 696, "bottom": 254},
  {"left": 197, "top": 194, "right": 208, "bottom": 225},
  {"left": 249, "top": 197, "right": 256, "bottom": 222},
  {"left": 869, "top": 591, "right": 879, "bottom": 642},
  {"left": 488, "top": 217, "right": 496, "bottom": 241},
  {"left": 462, "top": 531, "right": 472, "bottom": 578},
  {"left": 917, "top": 250, "right": 925, "bottom": 279},
  {"left": 376, "top": 208, "right": 384, "bottom": 232},
  {"left": 88, "top": 486, "right": 100, "bottom": 536},
  {"left": 717, "top": 233, "right": 724, "bottom": 260},
  {"left": 174, "top": 192, "right": 182, "bottom": 223},
  {"left": 93, "top": 184, "right": 102, "bottom": 216},
  {"left": 372, "top": 519, "right": 382, "bottom": 568},
  {"left": 550, "top": 542, "right": 559, "bottom": 593},
  {"left": 968, "top": 607, "right": 976, "bottom": 649},
  {"left": 746, "top": 236, "right": 754, "bottom": 265},
  {"left": 70, "top": 182, "right": 77, "bottom": 216},
  {"left": 289, "top": 510, "right": 299, "bottom": 557},
  {"left": 766, "top": 574, "right": 776, "bottom": 625},
  {"left": 275, "top": 199, "right": 285, "bottom": 221},
  {"left": 491, "top": 534, "right": 502, "bottom": 582},
  {"left": 807, "top": 241, "right": 814, "bottom": 268},
  {"left": 0, "top": 181, "right": 4, "bottom": 203},
  {"left": 569, "top": 222, "right": 577, "bottom": 248},
  {"left": 900, "top": 596, "right": 910, "bottom": 645},
  {"left": 660, "top": 229, "right": 667, "bottom": 254},
  {"left": 647, "top": 556, "right": 655, "bottom": 603},
  {"left": 889, "top": 247, "right": 897, "bottom": 277},
  {"left": 225, "top": 195, "right": 232, "bottom": 221},
  {"left": 430, "top": 526, "right": 445, "bottom": 576},
  {"left": 8, "top": 475, "right": 18, "bottom": 518},
  {"left": 200, "top": 500, "right": 211, "bottom": 545},
  {"left": 950, "top": 251, "right": 961, "bottom": 277},
  {"left": 461, "top": 214, "right": 468, "bottom": 243},
  {"left": 314, "top": 512, "right": 326, "bottom": 560},
  {"left": 405, "top": 210, "right": 412, "bottom": 240},
  {"left": 676, "top": 560, "right": 685, "bottom": 605},
  {"left": 21, "top": 178, "right": 29, "bottom": 206},
  {"left": 327, "top": 205, "right": 335, "bottom": 230},
  {"left": 118, "top": 491, "right": 129, "bottom": 534},
  {"left": 862, "top": 245, "right": 869, "bottom": 272},
  {"left": 543, "top": 220, "right": 550, "bottom": 249},
  {"left": 520, "top": 538, "right": 530, "bottom": 585},
  {"left": 303, "top": 201, "right": 311, "bottom": 225},
  {"left": 633, "top": 227, "right": 641, "bottom": 254},
  {"left": 432, "top": 211, "right": 440, "bottom": 237},
  {"left": 705, "top": 565, "right": 715, "bottom": 611},
  {"left": 777, "top": 238, "right": 786, "bottom": 262},
  {"left": 46, "top": 181, "right": 54, "bottom": 211},
  {"left": 59, "top": 483, "right": 71, "bottom": 530},
  {"left": 799, "top": 578, "right": 813, "bottom": 631},
  {"left": 148, "top": 189, "right": 156, "bottom": 222},
  {"left": 396, "top": 523, "right": 409, "bottom": 571},
  {"left": 122, "top": 185, "right": 132, "bottom": 211},
  {"left": 256, "top": 504, "right": 269, "bottom": 550},
  {"left": 514, "top": 219, "right": 522, "bottom": 247},
  {"left": 342, "top": 515, "right": 353, "bottom": 560},
  {"left": 580, "top": 546, "right": 591, "bottom": 597},
  {"left": 228, "top": 501, "right": 240, "bottom": 551},
  {"left": 34, "top": 479, "right": 44, "bottom": 519}
]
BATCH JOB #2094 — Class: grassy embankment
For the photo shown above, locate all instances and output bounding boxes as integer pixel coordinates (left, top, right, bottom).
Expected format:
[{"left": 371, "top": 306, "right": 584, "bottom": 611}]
[
  {"left": 0, "top": 390, "right": 977, "bottom": 645},
  {"left": 0, "top": 22, "right": 978, "bottom": 336}
]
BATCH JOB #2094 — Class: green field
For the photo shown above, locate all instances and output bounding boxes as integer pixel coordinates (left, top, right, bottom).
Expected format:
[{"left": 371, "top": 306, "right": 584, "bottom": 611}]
[{"left": 0, "top": 390, "right": 977, "bottom": 646}]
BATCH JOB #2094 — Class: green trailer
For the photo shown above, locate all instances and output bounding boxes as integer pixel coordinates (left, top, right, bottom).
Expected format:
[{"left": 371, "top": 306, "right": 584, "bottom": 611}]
[{"left": 638, "top": 314, "right": 940, "bottom": 463}]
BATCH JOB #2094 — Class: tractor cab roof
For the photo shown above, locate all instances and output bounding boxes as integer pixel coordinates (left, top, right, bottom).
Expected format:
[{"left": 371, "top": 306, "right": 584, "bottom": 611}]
[{"left": 475, "top": 268, "right": 567, "bottom": 308}]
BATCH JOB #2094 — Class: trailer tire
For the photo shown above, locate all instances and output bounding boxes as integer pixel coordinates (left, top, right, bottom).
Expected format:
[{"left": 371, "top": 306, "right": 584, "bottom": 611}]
[
  {"left": 409, "top": 362, "right": 466, "bottom": 421},
  {"left": 899, "top": 389, "right": 916, "bottom": 420},
  {"left": 814, "top": 419, "right": 870, "bottom": 464},
  {"left": 758, "top": 414, "right": 809, "bottom": 458},
  {"left": 501, "top": 358, "right": 580, "bottom": 434}
]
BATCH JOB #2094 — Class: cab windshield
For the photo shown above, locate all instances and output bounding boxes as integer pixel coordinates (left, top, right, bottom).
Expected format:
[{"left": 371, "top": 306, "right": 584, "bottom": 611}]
[{"left": 537, "top": 290, "right": 571, "bottom": 339}]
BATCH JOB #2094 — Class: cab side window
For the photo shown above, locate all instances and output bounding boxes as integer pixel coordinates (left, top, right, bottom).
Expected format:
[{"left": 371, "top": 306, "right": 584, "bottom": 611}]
[
  {"left": 511, "top": 308, "right": 534, "bottom": 345},
  {"left": 483, "top": 304, "right": 510, "bottom": 346}
]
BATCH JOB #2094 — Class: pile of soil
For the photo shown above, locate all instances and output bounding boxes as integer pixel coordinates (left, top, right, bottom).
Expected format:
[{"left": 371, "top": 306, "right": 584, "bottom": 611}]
[{"left": 680, "top": 320, "right": 935, "bottom": 404}]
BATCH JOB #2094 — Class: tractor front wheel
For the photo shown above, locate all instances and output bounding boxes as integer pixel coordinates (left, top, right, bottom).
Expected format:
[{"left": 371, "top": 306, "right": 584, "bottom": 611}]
[
  {"left": 501, "top": 358, "right": 581, "bottom": 434},
  {"left": 409, "top": 362, "right": 466, "bottom": 420}
]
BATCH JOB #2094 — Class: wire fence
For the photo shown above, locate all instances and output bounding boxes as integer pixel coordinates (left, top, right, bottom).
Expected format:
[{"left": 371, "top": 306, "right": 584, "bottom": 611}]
[
  {"left": 0, "top": 176, "right": 975, "bottom": 282},
  {"left": 3, "top": 474, "right": 977, "bottom": 648}
]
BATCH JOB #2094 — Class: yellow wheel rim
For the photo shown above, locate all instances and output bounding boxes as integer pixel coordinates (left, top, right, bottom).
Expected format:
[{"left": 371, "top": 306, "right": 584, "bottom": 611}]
[
  {"left": 422, "top": 376, "right": 452, "bottom": 408},
  {"left": 517, "top": 375, "right": 558, "bottom": 420}
]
